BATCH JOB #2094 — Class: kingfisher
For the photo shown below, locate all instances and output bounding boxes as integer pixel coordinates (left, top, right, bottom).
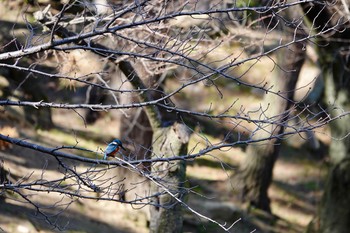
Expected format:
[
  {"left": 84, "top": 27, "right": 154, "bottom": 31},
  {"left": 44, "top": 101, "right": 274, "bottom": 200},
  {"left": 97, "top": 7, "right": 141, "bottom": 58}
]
[{"left": 103, "top": 139, "right": 126, "bottom": 160}]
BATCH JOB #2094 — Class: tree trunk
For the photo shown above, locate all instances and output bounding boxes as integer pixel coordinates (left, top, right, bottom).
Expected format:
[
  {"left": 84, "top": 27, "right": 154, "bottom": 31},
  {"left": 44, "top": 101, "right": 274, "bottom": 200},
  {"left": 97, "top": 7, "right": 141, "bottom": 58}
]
[
  {"left": 317, "top": 46, "right": 350, "bottom": 233},
  {"left": 233, "top": 8, "right": 306, "bottom": 211},
  {"left": 301, "top": 2, "right": 350, "bottom": 232},
  {"left": 118, "top": 61, "right": 189, "bottom": 233},
  {"left": 319, "top": 160, "right": 350, "bottom": 233},
  {"left": 0, "top": 160, "right": 7, "bottom": 202},
  {"left": 117, "top": 78, "right": 153, "bottom": 202},
  {"left": 318, "top": 66, "right": 350, "bottom": 232},
  {"left": 149, "top": 123, "right": 189, "bottom": 233}
]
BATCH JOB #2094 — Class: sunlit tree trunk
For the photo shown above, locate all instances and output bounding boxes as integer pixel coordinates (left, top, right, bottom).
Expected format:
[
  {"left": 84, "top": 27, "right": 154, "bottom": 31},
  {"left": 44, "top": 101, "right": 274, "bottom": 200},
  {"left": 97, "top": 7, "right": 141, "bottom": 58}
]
[
  {"left": 233, "top": 5, "right": 306, "bottom": 211},
  {"left": 149, "top": 123, "right": 189, "bottom": 233},
  {"left": 119, "top": 61, "right": 189, "bottom": 233},
  {"left": 117, "top": 78, "right": 153, "bottom": 201}
]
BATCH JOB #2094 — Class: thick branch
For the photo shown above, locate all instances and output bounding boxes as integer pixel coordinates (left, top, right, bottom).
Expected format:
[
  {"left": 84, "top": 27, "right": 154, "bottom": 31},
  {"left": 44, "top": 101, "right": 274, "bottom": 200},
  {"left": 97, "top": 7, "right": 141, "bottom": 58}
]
[
  {"left": 0, "top": 133, "right": 107, "bottom": 164},
  {"left": 118, "top": 61, "right": 162, "bottom": 129},
  {"left": 0, "top": 99, "right": 328, "bottom": 127}
]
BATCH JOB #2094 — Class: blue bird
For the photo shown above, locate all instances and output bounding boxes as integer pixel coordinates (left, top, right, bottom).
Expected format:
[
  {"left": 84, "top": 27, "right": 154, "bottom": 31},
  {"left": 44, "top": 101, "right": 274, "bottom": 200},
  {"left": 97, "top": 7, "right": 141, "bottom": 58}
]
[{"left": 103, "top": 139, "right": 126, "bottom": 160}]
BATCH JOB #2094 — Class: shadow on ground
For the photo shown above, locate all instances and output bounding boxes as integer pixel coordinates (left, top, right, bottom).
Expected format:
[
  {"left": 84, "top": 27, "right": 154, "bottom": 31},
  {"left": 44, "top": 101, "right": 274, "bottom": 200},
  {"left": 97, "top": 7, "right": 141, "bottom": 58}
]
[{"left": 0, "top": 199, "right": 135, "bottom": 233}]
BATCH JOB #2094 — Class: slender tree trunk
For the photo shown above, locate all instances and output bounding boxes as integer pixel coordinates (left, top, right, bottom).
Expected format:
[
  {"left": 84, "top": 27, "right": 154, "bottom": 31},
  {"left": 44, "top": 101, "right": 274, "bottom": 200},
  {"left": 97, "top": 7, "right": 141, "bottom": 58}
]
[{"left": 233, "top": 8, "right": 306, "bottom": 211}]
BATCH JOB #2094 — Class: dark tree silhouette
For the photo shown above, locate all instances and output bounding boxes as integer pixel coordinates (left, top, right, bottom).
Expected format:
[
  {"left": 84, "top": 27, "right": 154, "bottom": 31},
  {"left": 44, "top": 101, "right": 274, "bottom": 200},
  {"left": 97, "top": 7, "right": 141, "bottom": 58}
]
[{"left": 301, "top": 1, "right": 350, "bottom": 232}]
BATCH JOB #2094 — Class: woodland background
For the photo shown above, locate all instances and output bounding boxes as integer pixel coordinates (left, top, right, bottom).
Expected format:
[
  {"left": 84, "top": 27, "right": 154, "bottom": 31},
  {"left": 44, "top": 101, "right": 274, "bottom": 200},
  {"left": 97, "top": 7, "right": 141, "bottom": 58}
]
[{"left": 0, "top": 0, "right": 350, "bottom": 233}]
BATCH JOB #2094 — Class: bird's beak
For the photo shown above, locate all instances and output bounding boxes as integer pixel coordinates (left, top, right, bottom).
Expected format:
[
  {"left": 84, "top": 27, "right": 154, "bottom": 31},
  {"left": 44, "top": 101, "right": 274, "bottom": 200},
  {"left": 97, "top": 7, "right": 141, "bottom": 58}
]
[{"left": 120, "top": 145, "right": 126, "bottom": 151}]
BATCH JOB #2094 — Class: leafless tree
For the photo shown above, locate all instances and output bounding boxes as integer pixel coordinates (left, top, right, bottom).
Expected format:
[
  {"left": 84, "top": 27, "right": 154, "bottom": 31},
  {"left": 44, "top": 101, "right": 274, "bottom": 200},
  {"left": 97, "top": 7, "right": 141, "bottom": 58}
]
[{"left": 0, "top": 0, "right": 348, "bottom": 232}]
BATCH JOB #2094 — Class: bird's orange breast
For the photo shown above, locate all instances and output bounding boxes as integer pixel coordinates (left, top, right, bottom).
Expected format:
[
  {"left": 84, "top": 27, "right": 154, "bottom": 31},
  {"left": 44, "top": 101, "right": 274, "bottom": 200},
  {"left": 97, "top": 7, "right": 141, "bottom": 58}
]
[{"left": 108, "top": 147, "right": 120, "bottom": 157}]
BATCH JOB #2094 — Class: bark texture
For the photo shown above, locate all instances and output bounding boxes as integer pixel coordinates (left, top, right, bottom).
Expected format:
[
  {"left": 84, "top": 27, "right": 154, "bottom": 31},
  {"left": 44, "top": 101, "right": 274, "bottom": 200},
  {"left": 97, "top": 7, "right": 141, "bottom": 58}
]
[
  {"left": 149, "top": 123, "right": 189, "bottom": 233},
  {"left": 120, "top": 61, "right": 189, "bottom": 233},
  {"left": 301, "top": 2, "right": 350, "bottom": 232},
  {"left": 317, "top": 46, "right": 350, "bottom": 233},
  {"left": 233, "top": 4, "right": 306, "bottom": 212}
]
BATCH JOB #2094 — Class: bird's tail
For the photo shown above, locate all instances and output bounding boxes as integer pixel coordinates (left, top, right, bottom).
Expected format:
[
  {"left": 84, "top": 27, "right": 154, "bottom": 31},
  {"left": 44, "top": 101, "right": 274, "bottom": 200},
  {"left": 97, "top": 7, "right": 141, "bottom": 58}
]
[{"left": 103, "top": 153, "right": 107, "bottom": 160}]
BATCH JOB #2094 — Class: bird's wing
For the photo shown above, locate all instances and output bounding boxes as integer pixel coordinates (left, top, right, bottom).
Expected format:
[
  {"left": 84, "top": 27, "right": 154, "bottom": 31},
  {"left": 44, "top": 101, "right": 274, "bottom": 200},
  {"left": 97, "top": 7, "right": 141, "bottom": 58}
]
[{"left": 105, "top": 144, "right": 117, "bottom": 155}]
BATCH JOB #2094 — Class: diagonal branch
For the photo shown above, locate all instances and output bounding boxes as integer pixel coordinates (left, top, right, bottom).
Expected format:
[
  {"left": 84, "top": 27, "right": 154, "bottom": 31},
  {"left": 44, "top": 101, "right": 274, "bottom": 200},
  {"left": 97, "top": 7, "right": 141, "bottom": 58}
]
[{"left": 118, "top": 60, "right": 162, "bottom": 129}]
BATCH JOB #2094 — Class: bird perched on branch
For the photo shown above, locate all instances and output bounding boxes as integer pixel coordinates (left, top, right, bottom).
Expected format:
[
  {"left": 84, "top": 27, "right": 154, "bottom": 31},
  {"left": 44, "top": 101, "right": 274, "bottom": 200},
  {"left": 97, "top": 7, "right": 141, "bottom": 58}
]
[{"left": 103, "top": 139, "right": 126, "bottom": 160}]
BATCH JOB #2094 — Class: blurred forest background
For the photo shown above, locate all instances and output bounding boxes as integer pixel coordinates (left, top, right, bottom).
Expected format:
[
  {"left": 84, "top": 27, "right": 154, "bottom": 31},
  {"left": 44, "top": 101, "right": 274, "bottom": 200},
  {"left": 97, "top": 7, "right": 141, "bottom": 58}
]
[{"left": 1, "top": 0, "right": 350, "bottom": 232}]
